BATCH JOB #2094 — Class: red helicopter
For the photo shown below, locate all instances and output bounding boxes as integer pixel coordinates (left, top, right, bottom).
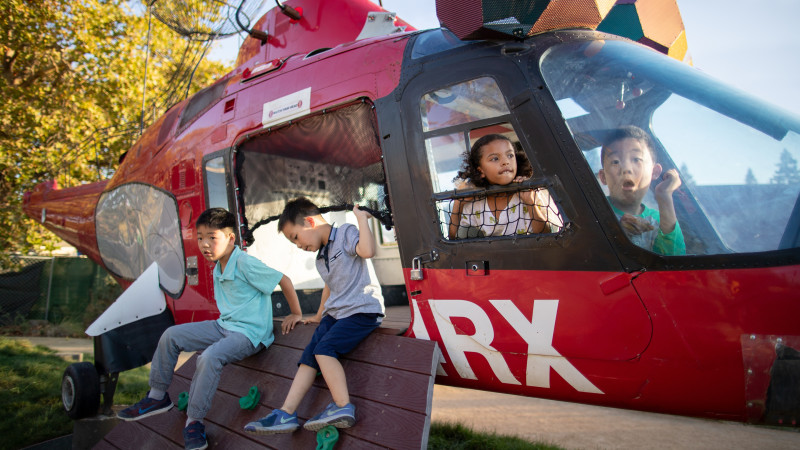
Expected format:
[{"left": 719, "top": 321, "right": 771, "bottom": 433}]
[{"left": 23, "top": 0, "right": 800, "bottom": 428}]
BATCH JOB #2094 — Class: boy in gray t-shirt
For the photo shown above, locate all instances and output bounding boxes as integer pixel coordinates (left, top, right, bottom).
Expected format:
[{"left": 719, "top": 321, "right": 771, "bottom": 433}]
[{"left": 244, "top": 197, "right": 385, "bottom": 435}]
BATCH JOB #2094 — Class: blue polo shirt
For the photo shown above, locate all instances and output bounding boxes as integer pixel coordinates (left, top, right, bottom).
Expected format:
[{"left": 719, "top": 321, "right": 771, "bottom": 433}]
[
  {"left": 213, "top": 246, "right": 283, "bottom": 347},
  {"left": 315, "top": 224, "right": 384, "bottom": 320}
]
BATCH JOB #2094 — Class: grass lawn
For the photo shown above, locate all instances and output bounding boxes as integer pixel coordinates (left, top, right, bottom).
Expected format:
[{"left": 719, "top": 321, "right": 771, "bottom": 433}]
[
  {"left": 1, "top": 337, "right": 560, "bottom": 449},
  {"left": 0, "top": 337, "right": 150, "bottom": 450}
]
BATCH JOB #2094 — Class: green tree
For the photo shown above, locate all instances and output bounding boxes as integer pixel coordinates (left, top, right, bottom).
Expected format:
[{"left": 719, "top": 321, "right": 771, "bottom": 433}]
[
  {"left": 679, "top": 162, "right": 695, "bottom": 187},
  {"left": 770, "top": 149, "right": 800, "bottom": 185},
  {"left": 0, "top": 0, "right": 230, "bottom": 263},
  {"left": 745, "top": 168, "right": 757, "bottom": 185}
]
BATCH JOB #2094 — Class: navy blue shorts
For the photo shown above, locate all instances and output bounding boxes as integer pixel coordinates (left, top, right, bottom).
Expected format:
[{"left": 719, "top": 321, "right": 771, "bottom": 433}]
[{"left": 298, "top": 313, "right": 382, "bottom": 370}]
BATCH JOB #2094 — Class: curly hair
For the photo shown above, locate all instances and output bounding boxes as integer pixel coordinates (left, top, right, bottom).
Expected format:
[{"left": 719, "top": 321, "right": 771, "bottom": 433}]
[{"left": 454, "top": 134, "right": 533, "bottom": 188}]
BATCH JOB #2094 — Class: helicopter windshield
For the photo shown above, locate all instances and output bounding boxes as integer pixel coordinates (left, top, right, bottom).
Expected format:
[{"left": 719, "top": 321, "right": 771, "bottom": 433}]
[{"left": 540, "top": 39, "right": 800, "bottom": 255}]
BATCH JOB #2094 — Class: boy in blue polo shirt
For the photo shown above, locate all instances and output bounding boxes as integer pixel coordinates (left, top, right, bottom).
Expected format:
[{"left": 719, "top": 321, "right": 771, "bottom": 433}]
[
  {"left": 244, "top": 198, "right": 384, "bottom": 435},
  {"left": 117, "top": 208, "right": 303, "bottom": 450}
]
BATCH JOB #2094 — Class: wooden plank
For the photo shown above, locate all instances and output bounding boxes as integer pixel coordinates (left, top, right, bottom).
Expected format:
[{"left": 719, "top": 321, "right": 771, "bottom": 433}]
[
  {"left": 270, "top": 322, "right": 317, "bottom": 350},
  {"left": 103, "top": 318, "right": 437, "bottom": 450},
  {"left": 344, "top": 332, "right": 440, "bottom": 375},
  {"left": 164, "top": 377, "right": 301, "bottom": 450},
  {"left": 170, "top": 367, "right": 389, "bottom": 449},
  {"left": 268, "top": 320, "right": 440, "bottom": 375},
  {"left": 231, "top": 344, "right": 435, "bottom": 412},
  {"left": 93, "top": 439, "right": 120, "bottom": 450},
  {"left": 101, "top": 419, "right": 181, "bottom": 450}
]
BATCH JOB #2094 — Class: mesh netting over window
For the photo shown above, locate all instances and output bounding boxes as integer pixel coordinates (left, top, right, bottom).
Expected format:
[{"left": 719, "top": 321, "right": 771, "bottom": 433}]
[
  {"left": 437, "top": 185, "right": 564, "bottom": 240},
  {"left": 147, "top": 0, "right": 263, "bottom": 41},
  {"left": 236, "top": 102, "right": 390, "bottom": 244}
]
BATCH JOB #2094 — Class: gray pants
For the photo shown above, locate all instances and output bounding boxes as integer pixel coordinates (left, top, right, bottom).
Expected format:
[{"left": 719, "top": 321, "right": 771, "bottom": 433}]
[{"left": 150, "top": 320, "right": 262, "bottom": 419}]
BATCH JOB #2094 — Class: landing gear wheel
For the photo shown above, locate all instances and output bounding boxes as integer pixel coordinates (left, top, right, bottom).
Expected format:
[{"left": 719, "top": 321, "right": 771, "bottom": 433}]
[{"left": 62, "top": 362, "right": 101, "bottom": 419}]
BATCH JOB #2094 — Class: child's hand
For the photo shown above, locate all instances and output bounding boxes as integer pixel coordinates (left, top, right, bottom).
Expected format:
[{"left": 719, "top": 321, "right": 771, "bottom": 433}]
[
  {"left": 512, "top": 175, "right": 529, "bottom": 183},
  {"left": 353, "top": 204, "right": 372, "bottom": 221},
  {"left": 620, "top": 213, "right": 655, "bottom": 235},
  {"left": 655, "top": 169, "right": 681, "bottom": 200},
  {"left": 303, "top": 313, "right": 323, "bottom": 325},
  {"left": 281, "top": 313, "right": 303, "bottom": 334}
]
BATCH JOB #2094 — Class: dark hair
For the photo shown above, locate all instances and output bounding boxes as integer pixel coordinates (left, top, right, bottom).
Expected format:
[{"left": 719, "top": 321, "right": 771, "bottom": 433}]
[
  {"left": 454, "top": 134, "right": 533, "bottom": 188},
  {"left": 196, "top": 208, "right": 236, "bottom": 231},
  {"left": 601, "top": 126, "right": 657, "bottom": 163},
  {"left": 278, "top": 197, "right": 321, "bottom": 232}
]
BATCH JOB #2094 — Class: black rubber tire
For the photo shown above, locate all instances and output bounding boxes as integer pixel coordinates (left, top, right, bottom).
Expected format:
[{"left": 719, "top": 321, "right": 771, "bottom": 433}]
[{"left": 62, "top": 362, "right": 101, "bottom": 420}]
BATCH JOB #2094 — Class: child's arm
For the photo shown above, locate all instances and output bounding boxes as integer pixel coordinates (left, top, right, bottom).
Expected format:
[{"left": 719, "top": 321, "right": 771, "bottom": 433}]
[
  {"left": 304, "top": 284, "right": 329, "bottom": 324},
  {"left": 448, "top": 198, "right": 464, "bottom": 239},
  {"left": 353, "top": 205, "right": 376, "bottom": 259},
  {"left": 278, "top": 275, "right": 303, "bottom": 334},
  {"left": 654, "top": 168, "right": 681, "bottom": 234}
]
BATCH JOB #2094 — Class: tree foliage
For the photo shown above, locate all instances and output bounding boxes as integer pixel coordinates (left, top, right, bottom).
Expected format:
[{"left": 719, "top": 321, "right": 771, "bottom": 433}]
[
  {"left": 745, "top": 168, "right": 757, "bottom": 185},
  {"left": 679, "top": 162, "right": 695, "bottom": 187},
  {"left": 0, "top": 0, "right": 231, "bottom": 262},
  {"left": 770, "top": 149, "right": 800, "bottom": 185}
]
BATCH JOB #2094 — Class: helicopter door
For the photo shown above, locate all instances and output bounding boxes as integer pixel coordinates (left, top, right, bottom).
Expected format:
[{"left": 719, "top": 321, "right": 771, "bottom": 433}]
[{"left": 380, "top": 54, "right": 653, "bottom": 396}]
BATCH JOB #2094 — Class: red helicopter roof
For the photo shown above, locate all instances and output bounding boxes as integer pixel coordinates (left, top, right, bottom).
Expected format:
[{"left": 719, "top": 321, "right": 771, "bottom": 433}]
[{"left": 235, "top": 0, "right": 416, "bottom": 67}]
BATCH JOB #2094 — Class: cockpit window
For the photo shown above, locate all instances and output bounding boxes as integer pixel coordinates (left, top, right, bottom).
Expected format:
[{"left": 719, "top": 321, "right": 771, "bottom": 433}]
[
  {"left": 96, "top": 183, "right": 185, "bottom": 296},
  {"left": 411, "top": 29, "right": 469, "bottom": 59},
  {"left": 540, "top": 39, "right": 800, "bottom": 255},
  {"left": 419, "top": 77, "right": 564, "bottom": 240}
]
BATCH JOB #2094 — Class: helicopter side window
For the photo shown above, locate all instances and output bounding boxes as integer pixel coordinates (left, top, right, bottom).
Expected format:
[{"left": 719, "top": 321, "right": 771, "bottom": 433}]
[
  {"left": 420, "top": 77, "right": 563, "bottom": 240},
  {"left": 540, "top": 39, "right": 800, "bottom": 255},
  {"left": 204, "top": 156, "right": 229, "bottom": 210},
  {"left": 95, "top": 183, "right": 185, "bottom": 296}
]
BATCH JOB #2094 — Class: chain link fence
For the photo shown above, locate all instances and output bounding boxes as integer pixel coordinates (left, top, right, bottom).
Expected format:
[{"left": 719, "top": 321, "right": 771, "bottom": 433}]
[{"left": 0, "top": 255, "right": 122, "bottom": 328}]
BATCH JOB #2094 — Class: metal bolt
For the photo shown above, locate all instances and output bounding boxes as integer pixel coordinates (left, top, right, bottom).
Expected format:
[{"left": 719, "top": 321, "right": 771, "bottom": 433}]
[{"left": 750, "top": 334, "right": 756, "bottom": 340}]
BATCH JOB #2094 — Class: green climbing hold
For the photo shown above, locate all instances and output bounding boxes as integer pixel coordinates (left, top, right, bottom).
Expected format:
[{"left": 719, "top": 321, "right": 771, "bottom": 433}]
[
  {"left": 239, "top": 385, "right": 260, "bottom": 410},
  {"left": 316, "top": 425, "right": 339, "bottom": 450},
  {"left": 177, "top": 391, "right": 189, "bottom": 411}
]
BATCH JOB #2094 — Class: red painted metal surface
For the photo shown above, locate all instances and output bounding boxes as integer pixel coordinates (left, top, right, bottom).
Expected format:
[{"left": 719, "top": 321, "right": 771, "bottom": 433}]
[
  {"left": 403, "top": 265, "right": 800, "bottom": 422},
  {"left": 18, "top": 0, "right": 800, "bottom": 425},
  {"left": 22, "top": 3, "right": 411, "bottom": 325},
  {"left": 235, "top": 0, "right": 415, "bottom": 66}
]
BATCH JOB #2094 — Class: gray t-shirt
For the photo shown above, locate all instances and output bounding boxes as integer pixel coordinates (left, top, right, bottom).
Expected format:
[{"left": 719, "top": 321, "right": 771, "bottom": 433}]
[{"left": 316, "top": 223, "right": 385, "bottom": 320}]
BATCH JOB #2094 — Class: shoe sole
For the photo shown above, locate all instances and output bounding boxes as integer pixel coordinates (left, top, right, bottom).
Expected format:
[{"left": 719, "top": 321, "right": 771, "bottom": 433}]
[
  {"left": 243, "top": 424, "right": 299, "bottom": 435},
  {"left": 117, "top": 403, "right": 174, "bottom": 421},
  {"left": 303, "top": 416, "right": 355, "bottom": 431},
  {"left": 186, "top": 443, "right": 208, "bottom": 450}
]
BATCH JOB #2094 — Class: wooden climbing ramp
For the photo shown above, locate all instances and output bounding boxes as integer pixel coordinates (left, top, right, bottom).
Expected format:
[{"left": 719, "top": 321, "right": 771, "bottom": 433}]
[{"left": 95, "top": 314, "right": 439, "bottom": 449}]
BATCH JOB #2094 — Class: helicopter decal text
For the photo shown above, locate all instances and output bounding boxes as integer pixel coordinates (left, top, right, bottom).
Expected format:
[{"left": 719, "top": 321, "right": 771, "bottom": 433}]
[
  {"left": 412, "top": 298, "right": 604, "bottom": 394},
  {"left": 262, "top": 87, "right": 311, "bottom": 128}
]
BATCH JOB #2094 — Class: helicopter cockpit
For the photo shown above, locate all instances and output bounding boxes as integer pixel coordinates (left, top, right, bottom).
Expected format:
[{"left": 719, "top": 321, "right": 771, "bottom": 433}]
[{"left": 540, "top": 38, "right": 800, "bottom": 256}]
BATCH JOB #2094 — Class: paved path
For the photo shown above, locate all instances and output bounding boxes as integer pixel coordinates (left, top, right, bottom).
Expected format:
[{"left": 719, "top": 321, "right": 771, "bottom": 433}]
[
  {"left": 7, "top": 333, "right": 800, "bottom": 449},
  {"left": 432, "top": 384, "right": 800, "bottom": 449}
]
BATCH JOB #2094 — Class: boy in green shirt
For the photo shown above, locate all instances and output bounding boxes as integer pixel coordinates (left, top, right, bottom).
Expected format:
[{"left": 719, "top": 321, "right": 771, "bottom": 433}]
[{"left": 598, "top": 126, "right": 686, "bottom": 255}]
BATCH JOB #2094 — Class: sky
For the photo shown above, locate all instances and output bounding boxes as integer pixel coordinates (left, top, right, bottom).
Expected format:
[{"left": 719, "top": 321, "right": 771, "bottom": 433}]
[{"left": 208, "top": 0, "right": 800, "bottom": 116}]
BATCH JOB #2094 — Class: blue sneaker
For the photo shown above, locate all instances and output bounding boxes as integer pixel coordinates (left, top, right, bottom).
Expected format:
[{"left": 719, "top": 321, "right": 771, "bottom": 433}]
[
  {"left": 183, "top": 421, "right": 207, "bottom": 450},
  {"left": 244, "top": 409, "right": 299, "bottom": 434},
  {"left": 117, "top": 392, "right": 173, "bottom": 421},
  {"left": 303, "top": 402, "right": 356, "bottom": 431}
]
